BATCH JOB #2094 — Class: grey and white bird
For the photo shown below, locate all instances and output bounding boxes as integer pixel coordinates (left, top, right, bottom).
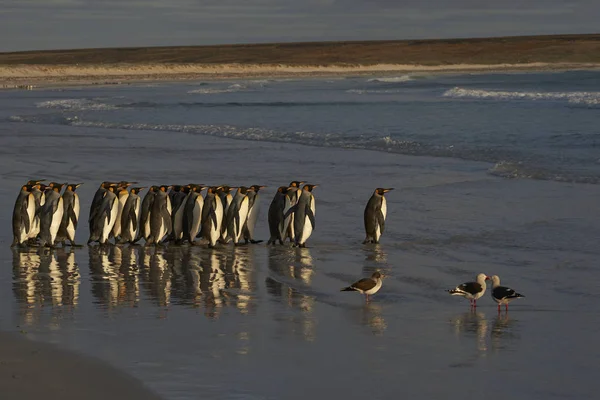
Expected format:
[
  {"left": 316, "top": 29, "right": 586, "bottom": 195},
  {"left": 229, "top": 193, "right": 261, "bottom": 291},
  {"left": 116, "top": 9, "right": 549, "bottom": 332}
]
[
  {"left": 363, "top": 188, "right": 393, "bottom": 244},
  {"left": 341, "top": 271, "right": 384, "bottom": 302},
  {"left": 491, "top": 275, "right": 525, "bottom": 312},
  {"left": 447, "top": 273, "right": 491, "bottom": 308}
]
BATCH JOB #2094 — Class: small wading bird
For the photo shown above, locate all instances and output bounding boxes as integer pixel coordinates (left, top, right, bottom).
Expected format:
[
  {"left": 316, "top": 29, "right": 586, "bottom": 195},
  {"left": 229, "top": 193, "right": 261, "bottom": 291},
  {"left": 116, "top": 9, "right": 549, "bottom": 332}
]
[
  {"left": 341, "top": 271, "right": 384, "bottom": 302},
  {"left": 491, "top": 275, "right": 525, "bottom": 312},
  {"left": 447, "top": 273, "right": 490, "bottom": 308}
]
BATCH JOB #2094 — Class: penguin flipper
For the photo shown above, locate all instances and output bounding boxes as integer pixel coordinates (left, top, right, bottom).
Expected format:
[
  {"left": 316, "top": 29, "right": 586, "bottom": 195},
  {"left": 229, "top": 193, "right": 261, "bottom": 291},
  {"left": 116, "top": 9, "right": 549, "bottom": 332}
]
[
  {"left": 130, "top": 207, "right": 137, "bottom": 228},
  {"left": 283, "top": 205, "right": 298, "bottom": 219},
  {"left": 68, "top": 206, "right": 78, "bottom": 229},
  {"left": 21, "top": 201, "right": 30, "bottom": 233},
  {"left": 210, "top": 209, "right": 218, "bottom": 228},
  {"left": 377, "top": 209, "right": 385, "bottom": 233},
  {"left": 306, "top": 206, "right": 316, "bottom": 230}
]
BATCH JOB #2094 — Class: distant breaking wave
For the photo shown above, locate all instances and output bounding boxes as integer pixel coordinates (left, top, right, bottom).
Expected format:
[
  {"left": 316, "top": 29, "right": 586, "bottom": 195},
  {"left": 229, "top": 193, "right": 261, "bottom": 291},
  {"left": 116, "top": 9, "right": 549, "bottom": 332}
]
[
  {"left": 367, "top": 76, "right": 413, "bottom": 83},
  {"left": 8, "top": 114, "right": 600, "bottom": 185},
  {"left": 444, "top": 87, "right": 600, "bottom": 106},
  {"left": 37, "top": 98, "right": 118, "bottom": 111}
]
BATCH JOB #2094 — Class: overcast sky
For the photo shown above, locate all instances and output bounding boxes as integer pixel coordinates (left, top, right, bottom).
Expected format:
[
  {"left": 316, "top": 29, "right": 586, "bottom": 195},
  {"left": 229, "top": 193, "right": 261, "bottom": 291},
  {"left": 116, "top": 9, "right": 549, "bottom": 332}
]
[{"left": 1, "top": 0, "right": 598, "bottom": 52}]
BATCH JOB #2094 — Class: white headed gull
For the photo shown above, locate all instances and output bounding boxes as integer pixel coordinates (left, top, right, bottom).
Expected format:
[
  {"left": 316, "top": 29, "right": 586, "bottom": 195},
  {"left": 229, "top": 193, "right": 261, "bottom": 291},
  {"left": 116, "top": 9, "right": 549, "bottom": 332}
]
[
  {"left": 447, "top": 273, "right": 490, "bottom": 308},
  {"left": 341, "top": 271, "right": 383, "bottom": 302},
  {"left": 491, "top": 275, "right": 525, "bottom": 311}
]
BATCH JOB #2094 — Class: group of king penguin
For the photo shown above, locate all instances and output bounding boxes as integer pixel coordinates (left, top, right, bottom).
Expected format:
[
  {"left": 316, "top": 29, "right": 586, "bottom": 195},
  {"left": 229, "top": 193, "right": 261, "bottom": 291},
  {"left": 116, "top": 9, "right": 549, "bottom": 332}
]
[
  {"left": 12, "top": 179, "right": 394, "bottom": 249},
  {"left": 11, "top": 180, "right": 82, "bottom": 248}
]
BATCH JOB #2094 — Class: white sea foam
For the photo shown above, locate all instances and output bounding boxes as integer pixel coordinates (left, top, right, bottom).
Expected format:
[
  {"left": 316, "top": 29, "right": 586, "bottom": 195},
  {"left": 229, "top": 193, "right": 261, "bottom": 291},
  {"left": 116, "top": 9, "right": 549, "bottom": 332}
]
[
  {"left": 443, "top": 87, "right": 600, "bottom": 106},
  {"left": 36, "top": 98, "right": 117, "bottom": 111},
  {"left": 367, "top": 76, "right": 413, "bottom": 83},
  {"left": 346, "top": 89, "right": 404, "bottom": 95}
]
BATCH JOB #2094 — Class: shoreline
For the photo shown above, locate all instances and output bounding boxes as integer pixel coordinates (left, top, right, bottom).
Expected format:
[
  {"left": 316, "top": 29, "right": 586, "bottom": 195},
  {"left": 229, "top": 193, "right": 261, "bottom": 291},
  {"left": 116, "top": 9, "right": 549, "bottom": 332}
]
[
  {"left": 0, "top": 331, "right": 163, "bottom": 400},
  {"left": 1, "top": 62, "right": 599, "bottom": 89}
]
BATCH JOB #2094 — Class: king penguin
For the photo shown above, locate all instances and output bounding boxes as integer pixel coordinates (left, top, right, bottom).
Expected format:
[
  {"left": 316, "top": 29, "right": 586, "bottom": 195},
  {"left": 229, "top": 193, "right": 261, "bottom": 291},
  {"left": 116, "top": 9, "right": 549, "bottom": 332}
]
[
  {"left": 171, "top": 184, "right": 191, "bottom": 244},
  {"left": 285, "top": 184, "right": 317, "bottom": 248},
  {"left": 111, "top": 183, "right": 132, "bottom": 241},
  {"left": 363, "top": 188, "right": 393, "bottom": 244},
  {"left": 217, "top": 185, "right": 236, "bottom": 243},
  {"left": 225, "top": 186, "right": 253, "bottom": 245},
  {"left": 146, "top": 185, "right": 172, "bottom": 245},
  {"left": 201, "top": 186, "right": 224, "bottom": 248},
  {"left": 57, "top": 183, "right": 83, "bottom": 247},
  {"left": 243, "top": 185, "right": 266, "bottom": 244},
  {"left": 285, "top": 181, "right": 304, "bottom": 242},
  {"left": 88, "top": 181, "right": 114, "bottom": 241},
  {"left": 12, "top": 184, "right": 35, "bottom": 247},
  {"left": 137, "top": 185, "right": 158, "bottom": 243},
  {"left": 182, "top": 184, "right": 206, "bottom": 245},
  {"left": 267, "top": 186, "right": 293, "bottom": 245},
  {"left": 27, "top": 181, "right": 47, "bottom": 243},
  {"left": 119, "top": 187, "right": 145, "bottom": 244},
  {"left": 39, "top": 182, "right": 66, "bottom": 247},
  {"left": 97, "top": 183, "right": 120, "bottom": 245}
]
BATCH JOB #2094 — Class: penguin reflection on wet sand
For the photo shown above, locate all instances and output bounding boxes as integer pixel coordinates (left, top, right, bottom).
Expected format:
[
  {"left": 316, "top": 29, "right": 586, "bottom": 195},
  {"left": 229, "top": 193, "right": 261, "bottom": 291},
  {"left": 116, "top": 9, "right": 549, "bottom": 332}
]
[
  {"left": 363, "top": 188, "right": 393, "bottom": 244},
  {"left": 57, "top": 183, "right": 83, "bottom": 247},
  {"left": 285, "top": 184, "right": 317, "bottom": 248},
  {"left": 267, "top": 186, "right": 293, "bottom": 245}
]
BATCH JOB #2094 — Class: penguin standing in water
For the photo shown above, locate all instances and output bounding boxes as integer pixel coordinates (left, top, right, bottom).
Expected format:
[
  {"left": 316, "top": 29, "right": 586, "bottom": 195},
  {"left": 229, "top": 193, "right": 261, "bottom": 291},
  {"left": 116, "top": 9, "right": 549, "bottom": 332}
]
[
  {"left": 119, "top": 187, "right": 145, "bottom": 244},
  {"left": 363, "top": 188, "right": 393, "bottom": 244},
  {"left": 146, "top": 185, "right": 172, "bottom": 245},
  {"left": 267, "top": 186, "right": 293, "bottom": 245},
  {"left": 137, "top": 185, "right": 158, "bottom": 243},
  {"left": 285, "top": 184, "right": 317, "bottom": 247},
  {"left": 111, "top": 184, "right": 132, "bottom": 241},
  {"left": 217, "top": 186, "right": 236, "bottom": 243},
  {"left": 225, "top": 186, "right": 253, "bottom": 245},
  {"left": 285, "top": 181, "right": 304, "bottom": 242},
  {"left": 171, "top": 185, "right": 190, "bottom": 244},
  {"left": 243, "top": 185, "right": 266, "bottom": 244},
  {"left": 182, "top": 184, "right": 206, "bottom": 245},
  {"left": 201, "top": 186, "right": 224, "bottom": 248},
  {"left": 39, "top": 182, "right": 66, "bottom": 247},
  {"left": 88, "top": 181, "right": 115, "bottom": 241},
  {"left": 23, "top": 180, "right": 46, "bottom": 244},
  {"left": 97, "top": 183, "right": 120, "bottom": 245},
  {"left": 12, "top": 184, "right": 35, "bottom": 247},
  {"left": 57, "top": 183, "right": 82, "bottom": 247}
]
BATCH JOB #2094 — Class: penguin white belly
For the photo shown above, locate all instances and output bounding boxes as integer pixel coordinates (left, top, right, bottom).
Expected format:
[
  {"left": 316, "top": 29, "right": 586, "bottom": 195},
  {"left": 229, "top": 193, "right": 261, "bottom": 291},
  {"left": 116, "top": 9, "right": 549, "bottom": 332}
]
[
  {"left": 144, "top": 217, "right": 152, "bottom": 240},
  {"left": 374, "top": 225, "right": 381, "bottom": 242},
  {"left": 102, "top": 198, "right": 119, "bottom": 243},
  {"left": 49, "top": 198, "right": 64, "bottom": 244},
  {"left": 24, "top": 194, "right": 36, "bottom": 241},
  {"left": 247, "top": 197, "right": 260, "bottom": 238},
  {"left": 173, "top": 202, "right": 186, "bottom": 240},
  {"left": 67, "top": 195, "right": 80, "bottom": 241},
  {"left": 234, "top": 199, "right": 250, "bottom": 243},
  {"left": 112, "top": 195, "right": 128, "bottom": 237},
  {"left": 298, "top": 215, "right": 313, "bottom": 244},
  {"left": 375, "top": 197, "right": 386, "bottom": 242},
  {"left": 132, "top": 199, "right": 141, "bottom": 239},
  {"left": 190, "top": 197, "right": 204, "bottom": 238},
  {"left": 282, "top": 196, "right": 292, "bottom": 238},
  {"left": 209, "top": 201, "right": 223, "bottom": 246}
]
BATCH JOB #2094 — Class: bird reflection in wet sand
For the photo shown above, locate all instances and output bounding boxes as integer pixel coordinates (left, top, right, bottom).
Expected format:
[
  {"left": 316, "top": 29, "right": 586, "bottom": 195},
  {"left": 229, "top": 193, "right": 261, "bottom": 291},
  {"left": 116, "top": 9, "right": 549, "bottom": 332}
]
[
  {"left": 266, "top": 246, "right": 316, "bottom": 341},
  {"left": 449, "top": 310, "right": 489, "bottom": 353},
  {"left": 12, "top": 247, "right": 80, "bottom": 326},
  {"left": 359, "top": 303, "right": 387, "bottom": 336},
  {"left": 491, "top": 313, "right": 520, "bottom": 353}
]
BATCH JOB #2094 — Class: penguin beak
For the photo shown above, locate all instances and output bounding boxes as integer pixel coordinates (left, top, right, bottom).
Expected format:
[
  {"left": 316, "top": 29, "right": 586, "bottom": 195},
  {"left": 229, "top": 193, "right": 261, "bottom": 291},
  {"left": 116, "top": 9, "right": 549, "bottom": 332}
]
[{"left": 383, "top": 188, "right": 394, "bottom": 193}]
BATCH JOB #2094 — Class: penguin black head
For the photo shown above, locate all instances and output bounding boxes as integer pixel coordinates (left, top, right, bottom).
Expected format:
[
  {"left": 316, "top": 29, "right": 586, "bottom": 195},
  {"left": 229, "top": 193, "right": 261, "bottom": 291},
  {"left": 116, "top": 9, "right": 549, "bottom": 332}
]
[
  {"left": 289, "top": 181, "right": 305, "bottom": 188},
  {"left": 130, "top": 187, "right": 146, "bottom": 195},
  {"left": 52, "top": 182, "right": 67, "bottom": 193},
  {"left": 21, "top": 184, "right": 31, "bottom": 192},
  {"left": 277, "top": 186, "right": 290, "bottom": 193},
  {"left": 170, "top": 185, "right": 182, "bottom": 192},
  {"left": 218, "top": 185, "right": 236, "bottom": 194},
  {"left": 189, "top": 184, "right": 207, "bottom": 192},
  {"left": 26, "top": 179, "right": 45, "bottom": 186},
  {"left": 149, "top": 185, "right": 159, "bottom": 192},
  {"left": 375, "top": 188, "right": 394, "bottom": 196},
  {"left": 302, "top": 184, "right": 318, "bottom": 192},
  {"left": 237, "top": 186, "right": 250, "bottom": 195},
  {"left": 249, "top": 185, "right": 266, "bottom": 193},
  {"left": 159, "top": 185, "right": 171, "bottom": 192},
  {"left": 65, "top": 183, "right": 83, "bottom": 192}
]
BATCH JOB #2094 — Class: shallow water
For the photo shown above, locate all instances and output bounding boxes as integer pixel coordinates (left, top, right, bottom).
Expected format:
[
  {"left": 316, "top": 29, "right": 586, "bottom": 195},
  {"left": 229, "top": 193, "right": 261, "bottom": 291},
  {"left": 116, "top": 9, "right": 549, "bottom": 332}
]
[{"left": 1, "top": 73, "right": 600, "bottom": 399}]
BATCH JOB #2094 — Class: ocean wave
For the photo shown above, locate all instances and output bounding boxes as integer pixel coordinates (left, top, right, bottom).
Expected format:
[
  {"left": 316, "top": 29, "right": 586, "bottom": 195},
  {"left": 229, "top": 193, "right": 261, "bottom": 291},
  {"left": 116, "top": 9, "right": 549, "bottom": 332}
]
[
  {"left": 346, "top": 89, "right": 404, "bottom": 95},
  {"left": 488, "top": 161, "right": 600, "bottom": 184},
  {"left": 443, "top": 87, "right": 600, "bottom": 106},
  {"left": 367, "top": 76, "right": 413, "bottom": 83},
  {"left": 36, "top": 98, "right": 118, "bottom": 111},
  {"left": 187, "top": 83, "right": 248, "bottom": 94}
]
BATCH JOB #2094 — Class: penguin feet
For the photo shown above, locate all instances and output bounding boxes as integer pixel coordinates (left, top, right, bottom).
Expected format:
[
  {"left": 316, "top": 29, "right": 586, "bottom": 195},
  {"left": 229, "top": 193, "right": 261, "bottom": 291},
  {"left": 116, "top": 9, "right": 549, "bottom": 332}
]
[{"left": 250, "top": 240, "right": 263, "bottom": 244}]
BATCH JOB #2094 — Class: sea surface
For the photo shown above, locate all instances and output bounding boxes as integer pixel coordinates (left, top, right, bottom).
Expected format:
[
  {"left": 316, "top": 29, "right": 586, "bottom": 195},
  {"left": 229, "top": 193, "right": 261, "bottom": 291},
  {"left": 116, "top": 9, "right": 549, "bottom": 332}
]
[{"left": 1, "top": 71, "right": 600, "bottom": 399}]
